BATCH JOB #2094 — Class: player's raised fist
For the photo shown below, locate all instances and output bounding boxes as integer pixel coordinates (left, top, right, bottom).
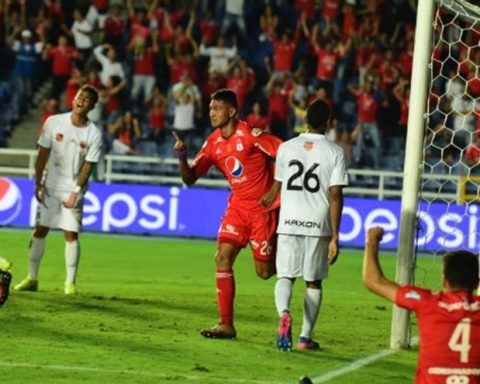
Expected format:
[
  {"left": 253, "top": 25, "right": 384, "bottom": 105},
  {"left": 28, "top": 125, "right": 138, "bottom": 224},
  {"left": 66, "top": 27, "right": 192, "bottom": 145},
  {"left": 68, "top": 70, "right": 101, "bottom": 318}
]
[{"left": 367, "top": 226, "right": 384, "bottom": 242}]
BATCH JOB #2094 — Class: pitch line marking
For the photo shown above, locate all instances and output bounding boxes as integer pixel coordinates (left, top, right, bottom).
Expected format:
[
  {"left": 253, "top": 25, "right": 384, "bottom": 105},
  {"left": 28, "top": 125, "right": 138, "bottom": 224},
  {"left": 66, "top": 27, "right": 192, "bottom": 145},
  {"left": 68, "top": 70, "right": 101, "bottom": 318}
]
[
  {"left": 311, "top": 337, "right": 419, "bottom": 383},
  {"left": 0, "top": 361, "right": 288, "bottom": 384}
]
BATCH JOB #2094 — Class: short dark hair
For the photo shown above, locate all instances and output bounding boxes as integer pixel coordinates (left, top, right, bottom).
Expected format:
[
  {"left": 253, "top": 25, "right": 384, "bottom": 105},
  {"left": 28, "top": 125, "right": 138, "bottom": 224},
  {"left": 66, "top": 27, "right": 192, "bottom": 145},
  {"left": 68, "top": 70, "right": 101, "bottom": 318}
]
[
  {"left": 443, "top": 250, "right": 479, "bottom": 292},
  {"left": 305, "top": 99, "right": 331, "bottom": 133},
  {"left": 79, "top": 84, "right": 99, "bottom": 105},
  {"left": 211, "top": 88, "right": 238, "bottom": 110}
]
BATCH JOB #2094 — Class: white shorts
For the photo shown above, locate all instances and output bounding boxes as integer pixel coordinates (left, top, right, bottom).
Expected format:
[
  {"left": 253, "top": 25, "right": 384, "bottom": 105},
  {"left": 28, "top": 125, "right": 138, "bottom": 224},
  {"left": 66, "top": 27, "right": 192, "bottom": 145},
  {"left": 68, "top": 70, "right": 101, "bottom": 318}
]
[
  {"left": 276, "top": 234, "right": 331, "bottom": 282},
  {"left": 36, "top": 189, "right": 84, "bottom": 232}
]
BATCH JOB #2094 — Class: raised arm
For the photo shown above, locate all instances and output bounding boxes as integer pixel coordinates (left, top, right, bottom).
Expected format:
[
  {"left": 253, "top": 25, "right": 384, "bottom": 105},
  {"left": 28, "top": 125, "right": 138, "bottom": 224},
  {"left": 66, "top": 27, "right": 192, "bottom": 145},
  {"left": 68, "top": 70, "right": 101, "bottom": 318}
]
[
  {"left": 173, "top": 132, "right": 198, "bottom": 186},
  {"left": 362, "top": 227, "right": 400, "bottom": 302}
]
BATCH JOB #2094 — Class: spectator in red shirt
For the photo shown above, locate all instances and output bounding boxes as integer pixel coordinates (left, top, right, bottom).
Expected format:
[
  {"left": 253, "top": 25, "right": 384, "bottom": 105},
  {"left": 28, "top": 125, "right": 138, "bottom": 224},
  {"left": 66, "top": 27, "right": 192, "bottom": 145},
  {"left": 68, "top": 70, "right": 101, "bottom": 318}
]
[
  {"left": 146, "top": 87, "right": 167, "bottom": 143},
  {"left": 322, "top": 0, "right": 341, "bottom": 35},
  {"left": 341, "top": 3, "right": 357, "bottom": 40},
  {"left": 266, "top": 16, "right": 306, "bottom": 75},
  {"left": 295, "top": 0, "right": 314, "bottom": 21},
  {"left": 266, "top": 73, "right": 291, "bottom": 140},
  {"left": 348, "top": 78, "right": 383, "bottom": 168},
  {"left": 108, "top": 110, "right": 143, "bottom": 155},
  {"left": 310, "top": 25, "right": 348, "bottom": 97},
  {"left": 226, "top": 58, "right": 248, "bottom": 113},
  {"left": 43, "top": 34, "right": 79, "bottom": 101},
  {"left": 128, "top": 31, "right": 159, "bottom": 106},
  {"left": 39, "top": 98, "right": 59, "bottom": 135},
  {"left": 198, "top": 9, "right": 219, "bottom": 45},
  {"left": 165, "top": 34, "right": 199, "bottom": 85},
  {"left": 64, "top": 67, "right": 85, "bottom": 111},
  {"left": 258, "top": 4, "right": 279, "bottom": 42},
  {"left": 465, "top": 135, "right": 480, "bottom": 166},
  {"left": 126, "top": 0, "right": 151, "bottom": 47},
  {"left": 246, "top": 101, "right": 269, "bottom": 132},
  {"left": 103, "top": 4, "right": 126, "bottom": 56},
  {"left": 99, "top": 74, "right": 125, "bottom": 123},
  {"left": 392, "top": 78, "right": 410, "bottom": 154}
]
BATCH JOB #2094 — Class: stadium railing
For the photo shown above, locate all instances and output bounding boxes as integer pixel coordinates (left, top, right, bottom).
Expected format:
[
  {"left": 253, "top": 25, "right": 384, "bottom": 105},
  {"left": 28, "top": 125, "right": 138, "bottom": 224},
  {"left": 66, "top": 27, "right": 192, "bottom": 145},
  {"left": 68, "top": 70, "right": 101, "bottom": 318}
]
[{"left": 0, "top": 148, "right": 461, "bottom": 202}]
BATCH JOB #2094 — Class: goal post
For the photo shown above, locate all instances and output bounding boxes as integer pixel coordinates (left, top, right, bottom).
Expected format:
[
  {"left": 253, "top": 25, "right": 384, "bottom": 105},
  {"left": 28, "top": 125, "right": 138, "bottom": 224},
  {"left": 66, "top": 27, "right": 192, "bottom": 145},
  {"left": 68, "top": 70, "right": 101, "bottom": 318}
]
[
  {"left": 390, "top": 0, "right": 435, "bottom": 350},
  {"left": 391, "top": 0, "right": 480, "bottom": 349}
]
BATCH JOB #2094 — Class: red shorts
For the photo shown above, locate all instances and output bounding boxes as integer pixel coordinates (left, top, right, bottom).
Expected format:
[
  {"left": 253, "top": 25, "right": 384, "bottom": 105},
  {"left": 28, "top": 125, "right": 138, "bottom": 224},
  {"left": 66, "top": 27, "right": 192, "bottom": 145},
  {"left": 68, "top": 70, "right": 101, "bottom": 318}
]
[{"left": 217, "top": 204, "right": 278, "bottom": 263}]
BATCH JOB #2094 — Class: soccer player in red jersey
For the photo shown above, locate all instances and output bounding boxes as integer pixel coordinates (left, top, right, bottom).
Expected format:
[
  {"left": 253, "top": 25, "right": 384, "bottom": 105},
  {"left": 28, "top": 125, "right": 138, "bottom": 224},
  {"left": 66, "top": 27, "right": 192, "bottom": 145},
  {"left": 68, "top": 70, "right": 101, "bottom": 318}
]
[
  {"left": 363, "top": 226, "right": 480, "bottom": 384},
  {"left": 173, "top": 88, "right": 282, "bottom": 339}
]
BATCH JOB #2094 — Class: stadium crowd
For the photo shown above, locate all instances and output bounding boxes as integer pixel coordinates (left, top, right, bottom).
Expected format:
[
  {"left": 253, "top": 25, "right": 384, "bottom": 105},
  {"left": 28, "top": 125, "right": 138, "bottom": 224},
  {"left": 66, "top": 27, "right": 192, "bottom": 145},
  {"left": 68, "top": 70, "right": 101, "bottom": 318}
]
[{"left": 0, "top": 0, "right": 439, "bottom": 173}]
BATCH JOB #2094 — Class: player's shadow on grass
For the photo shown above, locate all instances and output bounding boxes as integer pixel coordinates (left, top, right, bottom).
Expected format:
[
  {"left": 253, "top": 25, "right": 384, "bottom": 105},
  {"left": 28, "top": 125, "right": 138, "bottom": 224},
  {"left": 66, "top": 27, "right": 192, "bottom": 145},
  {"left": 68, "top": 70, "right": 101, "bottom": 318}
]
[{"left": 17, "top": 291, "right": 216, "bottom": 321}]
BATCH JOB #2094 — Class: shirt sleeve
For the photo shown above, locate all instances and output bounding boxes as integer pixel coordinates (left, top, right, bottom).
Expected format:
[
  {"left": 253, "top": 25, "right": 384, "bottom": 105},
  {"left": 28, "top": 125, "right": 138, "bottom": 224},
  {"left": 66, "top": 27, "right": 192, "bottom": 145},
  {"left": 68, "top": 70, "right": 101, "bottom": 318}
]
[
  {"left": 85, "top": 125, "right": 103, "bottom": 163},
  {"left": 274, "top": 145, "right": 285, "bottom": 182},
  {"left": 330, "top": 151, "right": 349, "bottom": 187},
  {"left": 395, "top": 285, "right": 432, "bottom": 313},
  {"left": 191, "top": 140, "right": 214, "bottom": 177},
  {"left": 37, "top": 117, "right": 53, "bottom": 148},
  {"left": 252, "top": 129, "right": 283, "bottom": 158}
]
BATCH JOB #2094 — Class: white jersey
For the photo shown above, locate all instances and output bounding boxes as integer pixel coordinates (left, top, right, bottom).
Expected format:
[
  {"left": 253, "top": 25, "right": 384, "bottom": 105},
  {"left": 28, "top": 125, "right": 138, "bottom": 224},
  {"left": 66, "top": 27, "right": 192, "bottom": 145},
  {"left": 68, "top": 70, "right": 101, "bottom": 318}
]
[
  {"left": 275, "top": 133, "right": 348, "bottom": 237},
  {"left": 38, "top": 113, "right": 103, "bottom": 193}
]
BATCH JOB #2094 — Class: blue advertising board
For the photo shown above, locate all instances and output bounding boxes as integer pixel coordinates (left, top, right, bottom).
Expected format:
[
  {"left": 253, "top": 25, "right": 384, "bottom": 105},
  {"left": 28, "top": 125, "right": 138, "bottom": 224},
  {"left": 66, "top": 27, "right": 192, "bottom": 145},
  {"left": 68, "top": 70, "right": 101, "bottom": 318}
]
[{"left": 0, "top": 176, "right": 478, "bottom": 252}]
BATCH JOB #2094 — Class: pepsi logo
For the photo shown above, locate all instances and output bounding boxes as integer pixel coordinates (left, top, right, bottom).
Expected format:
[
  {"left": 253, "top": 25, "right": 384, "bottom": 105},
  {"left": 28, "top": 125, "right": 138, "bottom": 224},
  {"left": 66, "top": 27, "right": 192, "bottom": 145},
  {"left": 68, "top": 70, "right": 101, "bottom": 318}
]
[
  {"left": 225, "top": 156, "right": 244, "bottom": 177},
  {"left": 0, "top": 177, "right": 22, "bottom": 225}
]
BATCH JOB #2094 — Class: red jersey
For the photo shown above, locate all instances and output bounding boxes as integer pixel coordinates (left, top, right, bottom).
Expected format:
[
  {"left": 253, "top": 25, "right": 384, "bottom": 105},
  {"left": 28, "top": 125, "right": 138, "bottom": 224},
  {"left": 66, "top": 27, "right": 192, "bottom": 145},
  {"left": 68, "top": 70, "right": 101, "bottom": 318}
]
[
  {"left": 396, "top": 286, "right": 480, "bottom": 384},
  {"left": 48, "top": 46, "right": 77, "bottom": 76},
  {"left": 246, "top": 114, "right": 268, "bottom": 131},
  {"left": 322, "top": 0, "right": 340, "bottom": 21},
  {"left": 191, "top": 120, "right": 282, "bottom": 212},
  {"left": 226, "top": 76, "right": 247, "bottom": 110},
  {"left": 353, "top": 90, "right": 377, "bottom": 123},
  {"left": 315, "top": 47, "right": 339, "bottom": 80},
  {"left": 272, "top": 37, "right": 298, "bottom": 72},
  {"left": 133, "top": 48, "right": 155, "bottom": 76},
  {"left": 465, "top": 145, "right": 480, "bottom": 164}
]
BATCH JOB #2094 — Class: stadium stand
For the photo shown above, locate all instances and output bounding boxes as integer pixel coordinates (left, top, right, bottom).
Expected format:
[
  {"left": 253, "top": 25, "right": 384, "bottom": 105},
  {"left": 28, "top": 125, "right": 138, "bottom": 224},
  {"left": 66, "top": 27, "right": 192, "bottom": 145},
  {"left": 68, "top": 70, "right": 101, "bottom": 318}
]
[{"left": 0, "top": 0, "right": 454, "bottom": 183}]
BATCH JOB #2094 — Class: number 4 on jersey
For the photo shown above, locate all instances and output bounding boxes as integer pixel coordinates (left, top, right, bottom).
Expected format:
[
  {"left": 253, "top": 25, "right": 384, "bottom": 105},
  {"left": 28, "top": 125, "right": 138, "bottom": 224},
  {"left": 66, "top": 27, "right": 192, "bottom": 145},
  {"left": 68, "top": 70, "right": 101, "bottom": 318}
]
[{"left": 448, "top": 318, "right": 471, "bottom": 363}]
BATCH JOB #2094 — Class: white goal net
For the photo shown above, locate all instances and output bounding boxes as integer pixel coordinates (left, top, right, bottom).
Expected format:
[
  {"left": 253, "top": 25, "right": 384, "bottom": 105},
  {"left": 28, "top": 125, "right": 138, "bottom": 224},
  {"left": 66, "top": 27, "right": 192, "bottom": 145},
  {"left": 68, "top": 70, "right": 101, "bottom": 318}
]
[
  {"left": 392, "top": 0, "right": 480, "bottom": 348},
  {"left": 421, "top": 0, "right": 480, "bottom": 258}
]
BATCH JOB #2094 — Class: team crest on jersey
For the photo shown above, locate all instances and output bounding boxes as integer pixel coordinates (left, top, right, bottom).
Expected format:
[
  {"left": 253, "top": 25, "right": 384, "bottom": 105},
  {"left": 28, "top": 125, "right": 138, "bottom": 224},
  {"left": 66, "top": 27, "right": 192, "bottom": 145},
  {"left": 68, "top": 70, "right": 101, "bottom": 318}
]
[
  {"left": 304, "top": 141, "right": 313, "bottom": 151},
  {"left": 236, "top": 142, "right": 244, "bottom": 152},
  {"left": 251, "top": 128, "right": 263, "bottom": 137},
  {"left": 225, "top": 156, "right": 244, "bottom": 177},
  {"left": 55, "top": 133, "right": 63, "bottom": 142},
  {"left": 79, "top": 141, "right": 88, "bottom": 149}
]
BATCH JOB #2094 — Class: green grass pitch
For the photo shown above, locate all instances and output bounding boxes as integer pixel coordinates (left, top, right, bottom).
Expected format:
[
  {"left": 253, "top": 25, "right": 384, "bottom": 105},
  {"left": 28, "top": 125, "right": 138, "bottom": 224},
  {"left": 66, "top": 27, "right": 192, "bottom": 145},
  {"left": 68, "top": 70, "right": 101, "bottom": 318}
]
[{"left": 0, "top": 229, "right": 441, "bottom": 384}]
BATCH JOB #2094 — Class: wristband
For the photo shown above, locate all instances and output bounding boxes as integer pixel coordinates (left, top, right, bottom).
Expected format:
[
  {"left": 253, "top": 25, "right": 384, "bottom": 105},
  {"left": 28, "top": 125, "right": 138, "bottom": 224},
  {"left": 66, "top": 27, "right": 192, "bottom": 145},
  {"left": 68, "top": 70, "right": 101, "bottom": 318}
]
[
  {"left": 174, "top": 147, "right": 187, "bottom": 161},
  {"left": 72, "top": 185, "right": 82, "bottom": 194}
]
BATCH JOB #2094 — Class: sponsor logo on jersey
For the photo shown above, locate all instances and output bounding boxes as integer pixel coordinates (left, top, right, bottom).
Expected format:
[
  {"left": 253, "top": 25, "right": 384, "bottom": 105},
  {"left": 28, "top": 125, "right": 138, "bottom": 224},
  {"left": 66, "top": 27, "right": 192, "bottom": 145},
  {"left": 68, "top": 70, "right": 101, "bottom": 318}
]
[
  {"left": 304, "top": 141, "right": 313, "bottom": 151},
  {"left": 284, "top": 219, "right": 321, "bottom": 229},
  {"left": 438, "top": 300, "right": 480, "bottom": 311},
  {"left": 55, "top": 133, "right": 63, "bottom": 142},
  {"left": 0, "top": 177, "right": 22, "bottom": 225},
  {"left": 404, "top": 290, "right": 421, "bottom": 300},
  {"left": 225, "top": 156, "right": 244, "bottom": 177},
  {"left": 223, "top": 224, "right": 238, "bottom": 235}
]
